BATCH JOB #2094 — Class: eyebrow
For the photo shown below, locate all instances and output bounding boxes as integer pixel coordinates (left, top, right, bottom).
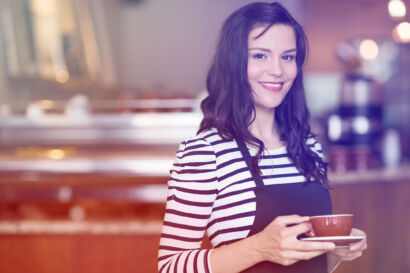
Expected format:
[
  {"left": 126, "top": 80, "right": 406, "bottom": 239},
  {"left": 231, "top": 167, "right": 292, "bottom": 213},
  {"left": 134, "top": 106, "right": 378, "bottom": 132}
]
[{"left": 248, "top": 47, "right": 297, "bottom": 54}]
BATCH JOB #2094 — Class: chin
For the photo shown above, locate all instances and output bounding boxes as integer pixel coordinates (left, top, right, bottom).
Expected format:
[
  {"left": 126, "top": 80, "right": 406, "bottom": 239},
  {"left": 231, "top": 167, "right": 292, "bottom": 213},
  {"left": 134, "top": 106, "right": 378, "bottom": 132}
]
[{"left": 255, "top": 102, "right": 282, "bottom": 111}]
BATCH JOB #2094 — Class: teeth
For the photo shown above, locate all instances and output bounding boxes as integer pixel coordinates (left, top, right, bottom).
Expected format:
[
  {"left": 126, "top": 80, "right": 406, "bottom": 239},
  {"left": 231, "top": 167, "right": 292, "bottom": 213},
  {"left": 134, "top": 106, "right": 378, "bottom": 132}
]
[{"left": 261, "top": 82, "right": 282, "bottom": 87}]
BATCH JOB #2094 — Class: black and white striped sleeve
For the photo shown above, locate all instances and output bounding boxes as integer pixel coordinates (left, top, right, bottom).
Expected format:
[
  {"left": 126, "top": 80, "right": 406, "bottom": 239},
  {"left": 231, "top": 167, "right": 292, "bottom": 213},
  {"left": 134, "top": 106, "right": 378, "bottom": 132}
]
[
  {"left": 308, "top": 137, "right": 326, "bottom": 160},
  {"left": 158, "top": 137, "right": 218, "bottom": 273}
]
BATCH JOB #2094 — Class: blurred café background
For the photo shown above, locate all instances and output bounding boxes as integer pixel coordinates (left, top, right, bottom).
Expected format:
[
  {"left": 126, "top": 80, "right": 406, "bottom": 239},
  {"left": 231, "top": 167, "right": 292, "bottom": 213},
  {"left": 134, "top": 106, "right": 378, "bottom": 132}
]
[{"left": 0, "top": 0, "right": 409, "bottom": 272}]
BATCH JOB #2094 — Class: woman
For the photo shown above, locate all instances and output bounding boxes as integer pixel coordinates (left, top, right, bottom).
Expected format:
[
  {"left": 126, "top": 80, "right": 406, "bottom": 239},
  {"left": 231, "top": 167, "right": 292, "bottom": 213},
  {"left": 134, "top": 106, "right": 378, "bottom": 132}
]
[{"left": 158, "top": 2, "right": 367, "bottom": 273}]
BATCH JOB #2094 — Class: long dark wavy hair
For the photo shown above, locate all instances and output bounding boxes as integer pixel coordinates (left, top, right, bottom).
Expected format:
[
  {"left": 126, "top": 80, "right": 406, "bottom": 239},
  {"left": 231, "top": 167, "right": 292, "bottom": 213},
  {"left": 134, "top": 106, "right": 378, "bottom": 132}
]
[{"left": 198, "top": 2, "right": 329, "bottom": 187}]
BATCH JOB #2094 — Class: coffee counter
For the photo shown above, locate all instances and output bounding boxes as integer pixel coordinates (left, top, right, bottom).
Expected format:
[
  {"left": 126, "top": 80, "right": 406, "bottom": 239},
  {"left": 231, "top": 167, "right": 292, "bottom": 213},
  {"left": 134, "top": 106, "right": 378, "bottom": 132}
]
[
  {"left": 2, "top": 105, "right": 407, "bottom": 272},
  {"left": 1, "top": 152, "right": 408, "bottom": 183},
  {"left": 1, "top": 139, "right": 409, "bottom": 273},
  {"left": 0, "top": 166, "right": 409, "bottom": 273},
  {"left": 0, "top": 219, "right": 162, "bottom": 234},
  {"left": 1, "top": 159, "right": 409, "bottom": 209},
  {"left": 329, "top": 164, "right": 410, "bottom": 185}
]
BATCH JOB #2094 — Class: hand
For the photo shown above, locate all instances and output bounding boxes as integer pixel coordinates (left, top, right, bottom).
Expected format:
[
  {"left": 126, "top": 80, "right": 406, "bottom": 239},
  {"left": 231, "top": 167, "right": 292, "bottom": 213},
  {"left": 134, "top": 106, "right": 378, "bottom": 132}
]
[
  {"left": 252, "top": 214, "right": 336, "bottom": 266},
  {"left": 330, "top": 228, "right": 367, "bottom": 261}
]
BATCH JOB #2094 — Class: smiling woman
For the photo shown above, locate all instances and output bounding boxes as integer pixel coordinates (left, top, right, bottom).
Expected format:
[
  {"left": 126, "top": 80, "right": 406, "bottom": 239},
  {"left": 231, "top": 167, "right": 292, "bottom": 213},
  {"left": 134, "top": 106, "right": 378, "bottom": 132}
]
[{"left": 158, "top": 2, "right": 367, "bottom": 273}]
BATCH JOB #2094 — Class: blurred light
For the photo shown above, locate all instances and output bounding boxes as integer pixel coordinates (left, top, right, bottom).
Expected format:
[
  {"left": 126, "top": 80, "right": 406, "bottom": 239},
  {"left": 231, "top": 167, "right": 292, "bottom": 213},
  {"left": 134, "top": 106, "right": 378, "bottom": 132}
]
[
  {"left": 335, "top": 42, "right": 356, "bottom": 63},
  {"left": 39, "top": 100, "right": 54, "bottom": 110},
  {"left": 47, "top": 149, "right": 66, "bottom": 160},
  {"left": 56, "top": 70, "right": 69, "bottom": 83},
  {"left": 393, "top": 21, "right": 410, "bottom": 43},
  {"left": 353, "top": 116, "right": 370, "bottom": 134},
  {"left": 328, "top": 115, "right": 342, "bottom": 141},
  {"left": 388, "top": 0, "right": 406, "bottom": 19},
  {"left": 130, "top": 112, "right": 201, "bottom": 127},
  {"left": 26, "top": 103, "right": 44, "bottom": 118},
  {"left": 127, "top": 185, "right": 168, "bottom": 203},
  {"left": 379, "top": 41, "right": 399, "bottom": 61},
  {"left": 69, "top": 206, "right": 86, "bottom": 221},
  {"left": 359, "top": 39, "right": 379, "bottom": 60},
  {"left": 30, "top": 0, "right": 56, "bottom": 15},
  {"left": 58, "top": 186, "right": 72, "bottom": 202}
]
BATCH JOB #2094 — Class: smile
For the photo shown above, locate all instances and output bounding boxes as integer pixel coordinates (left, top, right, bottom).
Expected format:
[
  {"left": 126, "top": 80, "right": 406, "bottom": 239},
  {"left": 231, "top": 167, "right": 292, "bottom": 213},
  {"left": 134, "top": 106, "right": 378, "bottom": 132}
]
[{"left": 259, "top": 81, "right": 283, "bottom": 92}]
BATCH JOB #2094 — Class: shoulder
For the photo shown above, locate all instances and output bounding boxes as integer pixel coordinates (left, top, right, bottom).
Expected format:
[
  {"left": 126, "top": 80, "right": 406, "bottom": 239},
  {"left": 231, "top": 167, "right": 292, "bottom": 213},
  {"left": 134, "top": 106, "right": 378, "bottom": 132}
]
[
  {"left": 169, "top": 129, "right": 220, "bottom": 190},
  {"left": 177, "top": 128, "right": 226, "bottom": 153},
  {"left": 178, "top": 128, "right": 218, "bottom": 150},
  {"left": 306, "top": 135, "right": 325, "bottom": 157},
  {"left": 173, "top": 128, "right": 221, "bottom": 165}
]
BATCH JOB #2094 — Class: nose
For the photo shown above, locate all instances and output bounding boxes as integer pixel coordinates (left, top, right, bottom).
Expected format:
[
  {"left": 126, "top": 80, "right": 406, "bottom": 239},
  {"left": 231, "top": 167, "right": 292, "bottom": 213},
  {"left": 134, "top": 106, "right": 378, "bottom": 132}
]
[{"left": 267, "top": 57, "right": 283, "bottom": 77}]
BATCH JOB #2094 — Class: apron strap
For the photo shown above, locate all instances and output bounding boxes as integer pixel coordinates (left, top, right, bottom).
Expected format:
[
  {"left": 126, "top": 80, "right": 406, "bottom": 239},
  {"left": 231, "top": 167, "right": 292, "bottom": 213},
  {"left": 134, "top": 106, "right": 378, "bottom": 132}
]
[{"left": 235, "top": 138, "right": 265, "bottom": 189}]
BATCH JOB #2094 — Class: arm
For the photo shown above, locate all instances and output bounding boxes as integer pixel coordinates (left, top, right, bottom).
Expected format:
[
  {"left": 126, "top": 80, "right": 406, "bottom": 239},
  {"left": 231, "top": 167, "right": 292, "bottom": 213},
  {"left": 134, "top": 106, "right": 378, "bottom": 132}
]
[
  {"left": 211, "top": 215, "right": 336, "bottom": 273},
  {"left": 158, "top": 138, "right": 218, "bottom": 273}
]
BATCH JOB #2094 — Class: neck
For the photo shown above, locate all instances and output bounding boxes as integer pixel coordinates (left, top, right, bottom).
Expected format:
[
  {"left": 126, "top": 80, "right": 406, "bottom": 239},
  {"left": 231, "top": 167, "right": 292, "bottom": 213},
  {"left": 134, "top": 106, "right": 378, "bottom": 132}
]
[{"left": 249, "top": 107, "right": 283, "bottom": 149}]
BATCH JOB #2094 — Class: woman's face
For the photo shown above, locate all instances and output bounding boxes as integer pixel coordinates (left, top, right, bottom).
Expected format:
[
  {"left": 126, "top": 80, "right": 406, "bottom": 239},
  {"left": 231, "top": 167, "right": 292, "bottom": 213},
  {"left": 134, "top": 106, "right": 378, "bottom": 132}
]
[{"left": 247, "top": 24, "right": 297, "bottom": 112}]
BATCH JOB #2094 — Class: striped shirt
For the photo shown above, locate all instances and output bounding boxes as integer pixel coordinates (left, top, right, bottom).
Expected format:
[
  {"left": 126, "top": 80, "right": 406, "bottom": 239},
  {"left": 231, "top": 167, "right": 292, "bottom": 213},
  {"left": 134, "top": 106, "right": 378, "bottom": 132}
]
[{"left": 158, "top": 128, "right": 325, "bottom": 273}]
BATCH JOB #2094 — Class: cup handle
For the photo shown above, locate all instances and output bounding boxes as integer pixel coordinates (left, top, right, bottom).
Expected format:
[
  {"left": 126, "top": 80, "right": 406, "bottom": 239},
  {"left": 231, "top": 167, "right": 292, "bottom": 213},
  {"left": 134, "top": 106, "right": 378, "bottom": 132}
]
[
  {"left": 304, "top": 219, "right": 315, "bottom": 237},
  {"left": 305, "top": 229, "right": 315, "bottom": 237}
]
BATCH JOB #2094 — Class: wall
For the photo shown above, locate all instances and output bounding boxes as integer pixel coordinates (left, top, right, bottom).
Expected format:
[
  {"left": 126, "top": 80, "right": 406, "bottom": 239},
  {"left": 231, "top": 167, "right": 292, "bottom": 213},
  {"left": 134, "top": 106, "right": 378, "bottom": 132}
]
[
  {"left": 113, "top": 0, "right": 304, "bottom": 94},
  {"left": 0, "top": 30, "right": 8, "bottom": 104},
  {"left": 303, "top": 0, "right": 401, "bottom": 71},
  {"left": 112, "top": 0, "right": 406, "bottom": 93},
  {"left": 0, "top": 0, "right": 408, "bottom": 107},
  {"left": 111, "top": 0, "right": 409, "bottom": 123}
]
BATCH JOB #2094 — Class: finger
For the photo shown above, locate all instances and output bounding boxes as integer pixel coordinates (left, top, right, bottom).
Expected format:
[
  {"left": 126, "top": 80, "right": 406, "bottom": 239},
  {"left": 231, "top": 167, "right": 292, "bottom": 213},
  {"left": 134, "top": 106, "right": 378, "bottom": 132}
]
[
  {"left": 274, "top": 214, "right": 309, "bottom": 227},
  {"left": 341, "top": 255, "right": 358, "bottom": 261},
  {"left": 293, "top": 240, "right": 336, "bottom": 251},
  {"left": 340, "top": 251, "right": 363, "bottom": 261},
  {"left": 332, "top": 251, "right": 359, "bottom": 261},
  {"left": 280, "top": 259, "right": 298, "bottom": 266},
  {"left": 279, "top": 221, "right": 311, "bottom": 236},
  {"left": 332, "top": 241, "right": 367, "bottom": 257},
  {"left": 350, "top": 241, "right": 367, "bottom": 251},
  {"left": 348, "top": 236, "right": 367, "bottom": 251},
  {"left": 332, "top": 246, "right": 365, "bottom": 260},
  {"left": 283, "top": 249, "right": 329, "bottom": 261},
  {"left": 350, "top": 228, "right": 366, "bottom": 236},
  {"left": 331, "top": 247, "right": 351, "bottom": 256}
]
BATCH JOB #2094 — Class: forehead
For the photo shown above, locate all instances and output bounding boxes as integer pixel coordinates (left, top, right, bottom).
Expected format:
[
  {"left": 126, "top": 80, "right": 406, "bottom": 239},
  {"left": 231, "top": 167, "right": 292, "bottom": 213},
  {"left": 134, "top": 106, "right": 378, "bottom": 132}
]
[{"left": 248, "top": 24, "right": 296, "bottom": 49}]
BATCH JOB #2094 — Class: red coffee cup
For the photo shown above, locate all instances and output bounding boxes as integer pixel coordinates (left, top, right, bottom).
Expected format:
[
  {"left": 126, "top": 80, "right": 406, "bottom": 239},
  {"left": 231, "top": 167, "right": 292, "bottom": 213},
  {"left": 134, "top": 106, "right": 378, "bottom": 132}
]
[{"left": 306, "top": 214, "right": 353, "bottom": 237}]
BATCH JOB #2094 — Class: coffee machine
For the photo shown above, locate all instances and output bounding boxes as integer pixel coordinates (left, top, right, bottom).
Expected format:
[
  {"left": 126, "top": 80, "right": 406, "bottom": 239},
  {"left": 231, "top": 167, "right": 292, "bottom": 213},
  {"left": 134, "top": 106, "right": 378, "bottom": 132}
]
[{"left": 327, "top": 73, "right": 383, "bottom": 172}]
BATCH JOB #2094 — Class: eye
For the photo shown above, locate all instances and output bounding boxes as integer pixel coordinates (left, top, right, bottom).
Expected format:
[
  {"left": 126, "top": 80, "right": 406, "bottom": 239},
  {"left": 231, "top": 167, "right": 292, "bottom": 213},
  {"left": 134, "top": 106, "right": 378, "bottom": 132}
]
[
  {"left": 282, "top": 54, "right": 296, "bottom": 61},
  {"left": 252, "top": 53, "right": 267, "bottom": 60}
]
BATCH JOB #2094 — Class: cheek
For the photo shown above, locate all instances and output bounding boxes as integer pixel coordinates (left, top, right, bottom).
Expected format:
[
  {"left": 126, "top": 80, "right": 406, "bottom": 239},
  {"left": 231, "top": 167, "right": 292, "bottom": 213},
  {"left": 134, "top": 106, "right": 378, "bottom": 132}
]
[
  {"left": 287, "top": 64, "right": 298, "bottom": 80},
  {"left": 247, "top": 62, "right": 263, "bottom": 80}
]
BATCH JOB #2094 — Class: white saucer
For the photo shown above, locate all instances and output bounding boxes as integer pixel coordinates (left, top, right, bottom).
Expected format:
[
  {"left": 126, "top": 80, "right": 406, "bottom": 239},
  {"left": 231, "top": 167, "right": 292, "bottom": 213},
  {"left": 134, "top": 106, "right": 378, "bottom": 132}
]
[{"left": 300, "top": 235, "right": 366, "bottom": 247}]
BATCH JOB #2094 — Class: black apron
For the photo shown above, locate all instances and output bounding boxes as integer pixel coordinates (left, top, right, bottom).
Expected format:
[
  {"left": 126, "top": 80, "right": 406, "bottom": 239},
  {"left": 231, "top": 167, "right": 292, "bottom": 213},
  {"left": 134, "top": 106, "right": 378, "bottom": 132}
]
[{"left": 235, "top": 138, "right": 332, "bottom": 273}]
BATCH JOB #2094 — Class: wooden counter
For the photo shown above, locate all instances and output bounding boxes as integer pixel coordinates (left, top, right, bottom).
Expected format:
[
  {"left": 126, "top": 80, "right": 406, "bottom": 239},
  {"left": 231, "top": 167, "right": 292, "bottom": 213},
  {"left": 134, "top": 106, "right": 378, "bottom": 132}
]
[
  {"left": 1, "top": 166, "right": 409, "bottom": 273},
  {"left": 0, "top": 233, "right": 160, "bottom": 273},
  {"left": 331, "top": 178, "right": 410, "bottom": 273}
]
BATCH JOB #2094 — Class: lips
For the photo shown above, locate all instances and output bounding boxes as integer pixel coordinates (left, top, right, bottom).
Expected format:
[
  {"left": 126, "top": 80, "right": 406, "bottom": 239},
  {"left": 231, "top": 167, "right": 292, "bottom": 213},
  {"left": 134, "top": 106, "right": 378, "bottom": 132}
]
[{"left": 259, "top": 81, "right": 283, "bottom": 92}]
